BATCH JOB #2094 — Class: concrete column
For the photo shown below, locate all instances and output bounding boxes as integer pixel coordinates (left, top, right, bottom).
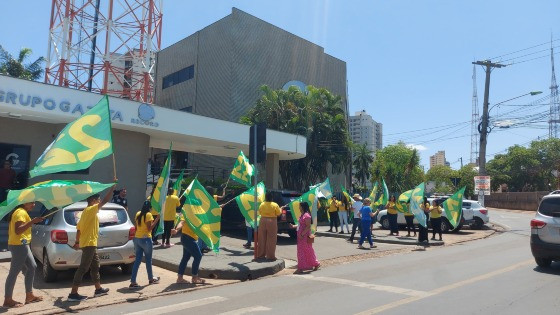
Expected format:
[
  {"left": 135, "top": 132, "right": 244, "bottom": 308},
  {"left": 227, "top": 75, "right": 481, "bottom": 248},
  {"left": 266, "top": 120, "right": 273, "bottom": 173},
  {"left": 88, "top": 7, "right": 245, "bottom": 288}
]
[{"left": 265, "top": 153, "right": 280, "bottom": 189}]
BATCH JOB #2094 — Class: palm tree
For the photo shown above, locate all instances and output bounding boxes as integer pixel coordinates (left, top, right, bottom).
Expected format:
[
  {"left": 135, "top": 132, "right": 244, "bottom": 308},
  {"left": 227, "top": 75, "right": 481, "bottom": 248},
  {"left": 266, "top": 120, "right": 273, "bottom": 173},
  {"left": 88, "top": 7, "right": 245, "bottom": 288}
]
[
  {"left": 0, "top": 45, "right": 45, "bottom": 81},
  {"left": 353, "top": 144, "right": 374, "bottom": 187}
]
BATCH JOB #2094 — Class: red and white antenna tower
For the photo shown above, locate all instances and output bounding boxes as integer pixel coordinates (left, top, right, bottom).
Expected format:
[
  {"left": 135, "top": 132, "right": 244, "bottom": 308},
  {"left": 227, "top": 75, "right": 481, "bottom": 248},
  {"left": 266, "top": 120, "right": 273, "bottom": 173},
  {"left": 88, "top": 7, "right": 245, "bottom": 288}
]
[
  {"left": 44, "top": 0, "right": 163, "bottom": 103},
  {"left": 470, "top": 65, "right": 479, "bottom": 164},
  {"left": 550, "top": 36, "right": 560, "bottom": 138}
]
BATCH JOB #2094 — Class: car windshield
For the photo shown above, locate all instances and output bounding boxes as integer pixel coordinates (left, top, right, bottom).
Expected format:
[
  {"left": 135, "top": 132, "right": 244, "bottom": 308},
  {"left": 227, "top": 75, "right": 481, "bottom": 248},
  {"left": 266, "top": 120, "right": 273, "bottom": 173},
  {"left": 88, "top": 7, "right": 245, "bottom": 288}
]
[
  {"left": 64, "top": 208, "right": 128, "bottom": 227},
  {"left": 538, "top": 198, "right": 560, "bottom": 217}
]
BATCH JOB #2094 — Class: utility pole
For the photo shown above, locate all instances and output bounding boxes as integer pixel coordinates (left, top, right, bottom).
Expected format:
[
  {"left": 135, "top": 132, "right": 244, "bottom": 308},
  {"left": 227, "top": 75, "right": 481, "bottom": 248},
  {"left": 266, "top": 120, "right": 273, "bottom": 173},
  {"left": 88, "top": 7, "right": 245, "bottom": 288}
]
[
  {"left": 460, "top": 157, "right": 463, "bottom": 169},
  {"left": 473, "top": 60, "right": 505, "bottom": 206}
]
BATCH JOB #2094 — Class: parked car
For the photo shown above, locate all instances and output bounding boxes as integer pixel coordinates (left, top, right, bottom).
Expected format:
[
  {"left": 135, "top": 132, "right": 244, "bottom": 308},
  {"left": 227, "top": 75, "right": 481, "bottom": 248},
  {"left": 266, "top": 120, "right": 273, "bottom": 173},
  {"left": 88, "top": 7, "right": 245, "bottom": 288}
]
[
  {"left": 530, "top": 191, "right": 560, "bottom": 267},
  {"left": 30, "top": 202, "right": 136, "bottom": 282},
  {"left": 463, "top": 200, "right": 489, "bottom": 229},
  {"left": 377, "top": 197, "right": 475, "bottom": 233},
  {"left": 220, "top": 189, "right": 301, "bottom": 238}
]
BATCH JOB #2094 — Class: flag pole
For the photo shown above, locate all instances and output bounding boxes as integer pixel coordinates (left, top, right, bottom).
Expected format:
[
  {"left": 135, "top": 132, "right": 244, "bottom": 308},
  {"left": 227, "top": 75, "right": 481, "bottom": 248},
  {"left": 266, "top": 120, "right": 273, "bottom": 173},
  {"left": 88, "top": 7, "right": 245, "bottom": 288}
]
[{"left": 112, "top": 153, "right": 117, "bottom": 179}]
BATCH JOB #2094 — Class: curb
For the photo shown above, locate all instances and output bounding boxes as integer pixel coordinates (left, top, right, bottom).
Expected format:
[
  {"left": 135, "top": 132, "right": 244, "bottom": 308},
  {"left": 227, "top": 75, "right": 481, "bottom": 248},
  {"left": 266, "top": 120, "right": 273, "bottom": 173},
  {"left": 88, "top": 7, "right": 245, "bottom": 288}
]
[
  {"left": 151, "top": 256, "right": 285, "bottom": 281},
  {"left": 315, "top": 231, "right": 445, "bottom": 246}
]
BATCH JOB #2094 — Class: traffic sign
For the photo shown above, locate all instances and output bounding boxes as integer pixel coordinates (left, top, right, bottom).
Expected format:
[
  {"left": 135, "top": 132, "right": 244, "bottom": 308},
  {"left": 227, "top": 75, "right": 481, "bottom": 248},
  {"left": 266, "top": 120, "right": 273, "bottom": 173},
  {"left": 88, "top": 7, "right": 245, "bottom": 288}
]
[{"left": 474, "top": 176, "right": 491, "bottom": 195}]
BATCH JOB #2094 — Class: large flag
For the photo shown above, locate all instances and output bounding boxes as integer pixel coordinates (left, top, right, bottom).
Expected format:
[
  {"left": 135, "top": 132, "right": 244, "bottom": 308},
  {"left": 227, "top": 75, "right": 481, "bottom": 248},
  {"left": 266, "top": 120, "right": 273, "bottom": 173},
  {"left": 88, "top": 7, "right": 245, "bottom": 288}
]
[
  {"left": 151, "top": 144, "right": 172, "bottom": 236},
  {"left": 230, "top": 151, "right": 254, "bottom": 187},
  {"left": 29, "top": 96, "right": 113, "bottom": 178},
  {"left": 235, "top": 182, "right": 265, "bottom": 229},
  {"left": 181, "top": 179, "right": 222, "bottom": 252},
  {"left": 369, "top": 181, "right": 379, "bottom": 202},
  {"left": 311, "top": 178, "right": 332, "bottom": 199},
  {"left": 172, "top": 169, "right": 185, "bottom": 196},
  {"left": 410, "top": 183, "right": 427, "bottom": 228},
  {"left": 443, "top": 186, "right": 466, "bottom": 229},
  {"left": 395, "top": 189, "right": 413, "bottom": 213},
  {"left": 374, "top": 178, "right": 389, "bottom": 207},
  {"left": 341, "top": 185, "right": 352, "bottom": 204},
  {"left": 0, "top": 180, "right": 114, "bottom": 220},
  {"left": 289, "top": 189, "right": 317, "bottom": 227}
]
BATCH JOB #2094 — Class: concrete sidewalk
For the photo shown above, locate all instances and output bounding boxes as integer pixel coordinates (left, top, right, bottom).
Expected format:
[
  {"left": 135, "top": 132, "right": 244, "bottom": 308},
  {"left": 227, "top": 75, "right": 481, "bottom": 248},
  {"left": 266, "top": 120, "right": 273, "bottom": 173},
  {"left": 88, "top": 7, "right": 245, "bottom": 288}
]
[
  {"left": 315, "top": 225, "right": 445, "bottom": 246},
  {"left": 151, "top": 237, "right": 284, "bottom": 281}
]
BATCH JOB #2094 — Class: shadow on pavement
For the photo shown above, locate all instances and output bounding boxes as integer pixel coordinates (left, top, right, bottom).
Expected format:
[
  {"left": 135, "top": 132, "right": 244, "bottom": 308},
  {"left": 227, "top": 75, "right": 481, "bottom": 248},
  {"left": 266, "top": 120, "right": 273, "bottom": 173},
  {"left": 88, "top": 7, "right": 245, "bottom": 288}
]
[
  {"left": 533, "top": 262, "right": 560, "bottom": 275},
  {"left": 33, "top": 265, "right": 133, "bottom": 290}
]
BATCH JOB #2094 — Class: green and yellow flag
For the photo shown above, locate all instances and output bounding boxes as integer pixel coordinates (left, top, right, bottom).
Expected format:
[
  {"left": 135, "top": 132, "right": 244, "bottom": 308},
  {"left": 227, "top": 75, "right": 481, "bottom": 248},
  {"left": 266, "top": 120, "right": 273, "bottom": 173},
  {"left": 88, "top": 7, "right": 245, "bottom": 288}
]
[
  {"left": 341, "top": 185, "right": 352, "bottom": 204},
  {"left": 29, "top": 96, "right": 113, "bottom": 178},
  {"left": 369, "top": 181, "right": 379, "bottom": 202},
  {"left": 0, "top": 180, "right": 114, "bottom": 220},
  {"left": 374, "top": 178, "right": 389, "bottom": 207},
  {"left": 443, "top": 186, "right": 466, "bottom": 229},
  {"left": 182, "top": 179, "right": 222, "bottom": 252},
  {"left": 235, "top": 182, "right": 265, "bottom": 229},
  {"left": 410, "top": 183, "right": 427, "bottom": 228},
  {"left": 230, "top": 151, "right": 254, "bottom": 188},
  {"left": 289, "top": 189, "right": 317, "bottom": 227},
  {"left": 395, "top": 189, "right": 413, "bottom": 213},
  {"left": 173, "top": 169, "right": 185, "bottom": 196},
  {"left": 151, "top": 144, "right": 172, "bottom": 236}
]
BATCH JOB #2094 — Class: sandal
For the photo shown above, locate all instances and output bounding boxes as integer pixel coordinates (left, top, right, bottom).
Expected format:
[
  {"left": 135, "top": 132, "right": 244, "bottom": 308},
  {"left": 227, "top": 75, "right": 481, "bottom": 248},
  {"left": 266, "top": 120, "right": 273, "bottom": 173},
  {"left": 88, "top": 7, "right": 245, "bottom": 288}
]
[
  {"left": 191, "top": 277, "right": 206, "bottom": 284},
  {"left": 313, "top": 264, "right": 321, "bottom": 271},
  {"left": 129, "top": 283, "right": 140, "bottom": 289},
  {"left": 3, "top": 301, "right": 24, "bottom": 308},
  {"left": 25, "top": 295, "right": 43, "bottom": 304},
  {"left": 149, "top": 276, "right": 160, "bottom": 284},
  {"left": 176, "top": 278, "right": 190, "bottom": 284}
]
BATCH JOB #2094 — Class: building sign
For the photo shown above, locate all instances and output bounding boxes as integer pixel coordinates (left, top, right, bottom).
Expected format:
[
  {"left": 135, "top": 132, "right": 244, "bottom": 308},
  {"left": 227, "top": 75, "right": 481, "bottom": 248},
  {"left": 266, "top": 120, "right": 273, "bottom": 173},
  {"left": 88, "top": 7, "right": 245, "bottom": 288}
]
[
  {"left": 474, "top": 176, "right": 491, "bottom": 196},
  {"left": 131, "top": 103, "right": 159, "bottom": 127}
]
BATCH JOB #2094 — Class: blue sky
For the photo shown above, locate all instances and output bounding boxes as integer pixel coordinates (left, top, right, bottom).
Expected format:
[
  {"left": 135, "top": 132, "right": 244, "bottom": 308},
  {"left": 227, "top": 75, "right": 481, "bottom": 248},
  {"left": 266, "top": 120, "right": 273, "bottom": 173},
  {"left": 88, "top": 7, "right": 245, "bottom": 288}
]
[{"left": 1, "top": 1, "right": 559, "bottom": 170}]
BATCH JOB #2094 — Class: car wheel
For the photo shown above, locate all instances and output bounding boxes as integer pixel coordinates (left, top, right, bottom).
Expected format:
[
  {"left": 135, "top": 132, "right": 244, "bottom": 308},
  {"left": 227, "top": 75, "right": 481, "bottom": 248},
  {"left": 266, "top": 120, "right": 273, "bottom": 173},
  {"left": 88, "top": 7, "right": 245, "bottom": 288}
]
[
  {"left": 441, "top": 219, "right": 451, "bottom": 233},
  {"left": 121, "top": 263, "right": 134, "bottom": 275},
  {"left": 380, "top": 216, "right": 390, "bottom": 230},
  {"left": 535, "top": 257, "right": 552, "bottom": 268},
  {"left": 287, "top": 230, "right": 297, "bottom": 239},
  {"left": 42, "top": 251, "right": 57, "bottom": 283},
  {"left": 470, "top": 217, "right": 484, "bottom": 230}
]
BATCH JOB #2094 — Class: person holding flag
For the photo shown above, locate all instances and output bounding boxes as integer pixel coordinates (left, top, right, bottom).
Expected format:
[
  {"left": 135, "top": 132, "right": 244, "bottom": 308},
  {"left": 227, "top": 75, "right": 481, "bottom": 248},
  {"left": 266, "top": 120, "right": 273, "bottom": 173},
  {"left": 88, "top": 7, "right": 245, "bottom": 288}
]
[
  {"left": 327, "top": 196, "right": 340, "bottom": 233},
  {"left": 418, "top": 197, "right": 431, "bottom": 244},
  {"left": 404, "top": 201, "right": 416, "bottom": 237},
  {"left": 348, "top": 194, "right": 363, "bottom": 243},
  {"left": 3, "top": 202, "right": 44, "bottom": 308},
  {"left": 387, "top": 195, "right": 399, "bottom": 236},
  {"left": 162, "top": 188, "right": 181, "bottom": 248},
  {"left": 68, "top": 180, "right": 116, "bottom": 302},
  {"left": 129, "top": 201, "right": 160, "bottom": 288},
  {"left": 171, "top": 217, "right": 205, "bottom": 284},
  {"left": 358, "top": 198, "right": 378, "bottom": 249},
  {"left": 430, "top": 199, "right": 444, "bottom": 241}
]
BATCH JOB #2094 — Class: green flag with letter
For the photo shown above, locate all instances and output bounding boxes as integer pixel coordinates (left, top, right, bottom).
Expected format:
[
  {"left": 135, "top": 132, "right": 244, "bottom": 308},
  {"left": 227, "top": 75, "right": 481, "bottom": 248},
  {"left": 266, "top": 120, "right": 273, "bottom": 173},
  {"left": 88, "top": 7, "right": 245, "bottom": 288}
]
[
  {"left": 235, "top": 182, "right": 265, "bottom": 229},
  {"left": 0, "top": 180, "right": 114, "bottom": 220},
  {"left": 369, "top": 181, "right": 379, "bottom": 202},
  {"left": 173, "top": 169, "right": 185, "bottom": 196},
  {"left": 410, "top": 183, "right": 427, "bottom": 228},
  {"left": 230, "top": 151, "right": 254, "bottom": 187},
  {"left": 289, "top": 189, "right": 317, "bottom": 227},
  {"left": 443, "top": 186, "right": 465, "bottom": 229},
  {"left": 341, "top": 185, "right": 352, "bottom": 204},
  {"left": 181, "top": 179, "right": 222, "bottom": 252},
  {"left": 151, "top": 144, "right": 172, "bottom": 236},
  {"left": 374, "top": 178, "right": 389, "bottom": 207},
  {"left": 29, "top": 96, "right": 113, "bottom": 178},
  {"left": 395, "top": 189, "right": 413, "bottom": 213}
]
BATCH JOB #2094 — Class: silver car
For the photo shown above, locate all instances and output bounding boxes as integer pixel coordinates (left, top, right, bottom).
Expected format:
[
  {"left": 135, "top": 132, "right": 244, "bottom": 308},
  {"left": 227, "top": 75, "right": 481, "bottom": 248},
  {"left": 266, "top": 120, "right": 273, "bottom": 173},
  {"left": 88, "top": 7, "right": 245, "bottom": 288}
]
[
  {"left": 30, "top": 202, "right": 136, "bottom": 282},
  {"left": 530, "top": 192, "right": 560, "bottom": 267},
  {"left": 463, "top": 200, "right": 490, "bottom": 229}
]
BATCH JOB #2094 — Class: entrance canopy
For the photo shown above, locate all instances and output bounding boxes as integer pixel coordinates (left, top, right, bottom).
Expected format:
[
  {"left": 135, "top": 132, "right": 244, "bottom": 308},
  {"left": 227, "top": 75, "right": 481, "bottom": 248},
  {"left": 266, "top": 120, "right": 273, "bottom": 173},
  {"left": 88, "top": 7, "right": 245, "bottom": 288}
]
[{"left": 0, "top": 75, "right": 306, "bottom": 160}]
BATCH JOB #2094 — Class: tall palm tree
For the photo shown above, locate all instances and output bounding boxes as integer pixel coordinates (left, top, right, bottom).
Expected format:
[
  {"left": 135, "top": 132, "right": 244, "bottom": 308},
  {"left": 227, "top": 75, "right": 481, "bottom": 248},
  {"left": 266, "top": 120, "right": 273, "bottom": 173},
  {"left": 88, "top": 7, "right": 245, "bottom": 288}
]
[
  {"left": 0, "top": 46, "right": 44, "bottom": 81},
  {"left": 353, "top": 144, "right": 374, "bottom": 187}
]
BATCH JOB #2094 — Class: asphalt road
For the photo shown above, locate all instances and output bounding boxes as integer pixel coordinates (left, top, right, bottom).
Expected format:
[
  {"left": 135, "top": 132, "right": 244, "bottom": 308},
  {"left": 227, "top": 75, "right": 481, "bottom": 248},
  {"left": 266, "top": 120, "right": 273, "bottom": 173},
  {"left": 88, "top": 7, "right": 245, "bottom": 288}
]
[{"left": 83, "top": 209, "right": 560, "bottom": 315}]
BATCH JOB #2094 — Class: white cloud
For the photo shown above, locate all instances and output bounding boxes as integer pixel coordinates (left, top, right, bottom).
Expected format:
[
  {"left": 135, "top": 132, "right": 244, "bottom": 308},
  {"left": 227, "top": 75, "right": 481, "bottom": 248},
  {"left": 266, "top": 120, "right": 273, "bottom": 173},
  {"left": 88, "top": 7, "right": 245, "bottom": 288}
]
[{"left": 406, "top": 144, "right": 428, "bottom": 151}]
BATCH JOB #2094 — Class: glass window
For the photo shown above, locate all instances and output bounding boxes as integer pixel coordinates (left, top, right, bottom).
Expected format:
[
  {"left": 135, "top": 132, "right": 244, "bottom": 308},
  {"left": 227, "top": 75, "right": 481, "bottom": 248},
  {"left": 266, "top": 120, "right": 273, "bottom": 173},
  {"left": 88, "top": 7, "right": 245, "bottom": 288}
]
[
  {"left": 538, "top": 198, "right": 560, "bottom": 217},
  {"left": 64, "top": 208, "right": 129, "bottom": 227},
  {"left": 162, "top": 65, "right": 195, "bottom": 90}
]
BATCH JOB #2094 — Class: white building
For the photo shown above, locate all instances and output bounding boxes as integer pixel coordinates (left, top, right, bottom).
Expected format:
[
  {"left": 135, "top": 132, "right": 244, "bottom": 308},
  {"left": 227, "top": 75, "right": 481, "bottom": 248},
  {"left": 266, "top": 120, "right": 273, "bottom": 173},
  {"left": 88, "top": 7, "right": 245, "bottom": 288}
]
[
  {"left": 430, "top": 150, "right": 447, "bottom": 169},
  {"left": 349, "top": 110, "right": 382, "bottom": 188}
]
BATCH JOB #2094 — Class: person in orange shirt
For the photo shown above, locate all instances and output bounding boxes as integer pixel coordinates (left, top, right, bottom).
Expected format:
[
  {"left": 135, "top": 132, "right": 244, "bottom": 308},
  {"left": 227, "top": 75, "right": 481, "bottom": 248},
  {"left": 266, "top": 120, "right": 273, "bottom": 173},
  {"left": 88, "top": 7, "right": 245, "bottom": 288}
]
[{"left": 256, "top": 192, "right": 281, "bottom": 260}]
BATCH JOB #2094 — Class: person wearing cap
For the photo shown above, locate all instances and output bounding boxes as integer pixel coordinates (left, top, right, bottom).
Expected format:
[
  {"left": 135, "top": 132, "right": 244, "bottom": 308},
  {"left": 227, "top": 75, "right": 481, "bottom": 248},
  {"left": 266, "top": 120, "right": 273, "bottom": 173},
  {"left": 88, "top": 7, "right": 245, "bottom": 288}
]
[{"left": 348, "top": 194, "right": 363, "bottom": 243}]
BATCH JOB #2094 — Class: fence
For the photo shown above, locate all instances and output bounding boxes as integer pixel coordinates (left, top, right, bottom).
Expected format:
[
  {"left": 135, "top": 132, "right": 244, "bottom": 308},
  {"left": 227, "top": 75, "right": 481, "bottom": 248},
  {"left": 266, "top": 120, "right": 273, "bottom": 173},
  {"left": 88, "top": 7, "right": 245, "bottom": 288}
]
[{"left": 484, "top": 191, "right": 550, "bottom": 211}]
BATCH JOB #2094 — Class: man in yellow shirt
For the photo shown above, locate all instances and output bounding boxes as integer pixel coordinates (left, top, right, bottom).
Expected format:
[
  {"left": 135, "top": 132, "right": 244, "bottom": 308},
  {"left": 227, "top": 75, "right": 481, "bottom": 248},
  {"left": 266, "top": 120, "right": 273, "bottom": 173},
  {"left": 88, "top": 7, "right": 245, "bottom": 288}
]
[
  {"left": 327, "top": 197, "right": 340, "bottom": 233},
  {"left": 163, "top": 188, "right": 181, "bottom": 248},
  {"left": 67, "top": 180, "right": 116, "bottom": 302}
]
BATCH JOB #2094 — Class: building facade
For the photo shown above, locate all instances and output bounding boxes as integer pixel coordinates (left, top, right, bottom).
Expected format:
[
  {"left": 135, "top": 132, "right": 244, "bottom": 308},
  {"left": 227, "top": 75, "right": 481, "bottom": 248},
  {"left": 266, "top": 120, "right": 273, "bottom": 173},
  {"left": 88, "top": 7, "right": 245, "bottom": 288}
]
[
  {"left": 349, "top": 110, "right": 383, "bottom": 153},
  {"left": 154, "top": 8, "right": 348, "bottom": 190},
  {"left": 429, "top": 150, "right": 447, "bottom": 169}
]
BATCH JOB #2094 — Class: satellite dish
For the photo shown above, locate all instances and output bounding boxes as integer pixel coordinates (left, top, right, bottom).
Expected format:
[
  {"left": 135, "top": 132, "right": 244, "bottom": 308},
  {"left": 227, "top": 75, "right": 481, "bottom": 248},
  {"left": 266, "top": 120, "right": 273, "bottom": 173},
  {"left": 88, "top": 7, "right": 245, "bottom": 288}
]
[{"left": 282, "top": 80, "right": 307, "bottom": 93}]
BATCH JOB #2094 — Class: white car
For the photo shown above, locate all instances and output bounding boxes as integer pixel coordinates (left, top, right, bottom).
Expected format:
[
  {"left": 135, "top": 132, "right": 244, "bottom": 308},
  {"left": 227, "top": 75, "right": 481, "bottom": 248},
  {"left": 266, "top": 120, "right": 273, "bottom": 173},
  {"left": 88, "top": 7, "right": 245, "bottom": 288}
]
[
  {"left": 377, "top": 197, "right": 476, "bottom": 233},
  {"left": 463, "top": 199, "right": 489, "bottom": 229}
]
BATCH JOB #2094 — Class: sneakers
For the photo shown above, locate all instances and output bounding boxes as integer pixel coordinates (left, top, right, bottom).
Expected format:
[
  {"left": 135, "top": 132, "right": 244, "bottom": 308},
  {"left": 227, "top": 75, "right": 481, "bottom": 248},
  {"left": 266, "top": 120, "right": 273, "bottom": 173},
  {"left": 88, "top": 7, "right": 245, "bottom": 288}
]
[
  {"left": 149, "top": 276, "right": 160, "bottom": 284},
  {"left": 67, "top": 293, "right": 88, "bottom": 302},
  {"left": 370, "top": 244, "right": 377, "bottom": 248},
  {"left": 242, "top": 243, "right": 250, "bottom": 249},
  {"left": 94, "top": 287, "right": 109, "bottom": 297}
]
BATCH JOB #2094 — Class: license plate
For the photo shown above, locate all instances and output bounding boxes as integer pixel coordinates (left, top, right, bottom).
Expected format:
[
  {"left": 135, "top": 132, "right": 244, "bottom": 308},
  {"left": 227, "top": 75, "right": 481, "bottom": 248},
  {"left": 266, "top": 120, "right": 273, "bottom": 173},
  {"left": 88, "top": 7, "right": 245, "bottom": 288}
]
[{"left": 99, "top": 254, "right": 110, "bottom": 260}]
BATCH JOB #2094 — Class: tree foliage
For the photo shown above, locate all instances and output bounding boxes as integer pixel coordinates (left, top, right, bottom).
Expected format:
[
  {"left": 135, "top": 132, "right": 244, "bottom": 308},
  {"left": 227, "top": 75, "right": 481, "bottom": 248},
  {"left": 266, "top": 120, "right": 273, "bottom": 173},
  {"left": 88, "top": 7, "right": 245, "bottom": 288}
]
[
  {"left": 241, "top": 85, "right": 351, "bottom": 191},
  {"left": 487, "top": 138, "right": 560, "bottom": 192},
  {"left": 353, "top": 143, "right": 374, "bottom": 187},
  {"left": 370, "top": 143, "right": 424, "bottom": 194},
  {"left": 426, "top": 165, "right": 456, "bottom": 194},
  {"left": 0, "top": 46, "right": 44, "bottom": 81},
  {"left": 457, "top": 164, "right": 478, "bottom": 199}
]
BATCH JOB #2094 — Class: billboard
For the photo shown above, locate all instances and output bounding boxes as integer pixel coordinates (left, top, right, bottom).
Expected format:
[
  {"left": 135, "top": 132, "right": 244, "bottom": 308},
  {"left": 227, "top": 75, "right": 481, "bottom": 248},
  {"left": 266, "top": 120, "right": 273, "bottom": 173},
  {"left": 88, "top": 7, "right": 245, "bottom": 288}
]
[{"left": 474, "top": 176, "right": 491, "bottom": 196}]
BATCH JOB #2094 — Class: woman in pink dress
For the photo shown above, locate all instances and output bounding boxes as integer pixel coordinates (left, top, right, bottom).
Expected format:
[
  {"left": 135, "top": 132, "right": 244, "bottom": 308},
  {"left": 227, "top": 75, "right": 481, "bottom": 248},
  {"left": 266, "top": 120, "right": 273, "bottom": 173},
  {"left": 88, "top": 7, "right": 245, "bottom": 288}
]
[{"left": 291, "top": 202, "right": 320, "bottom": 273}]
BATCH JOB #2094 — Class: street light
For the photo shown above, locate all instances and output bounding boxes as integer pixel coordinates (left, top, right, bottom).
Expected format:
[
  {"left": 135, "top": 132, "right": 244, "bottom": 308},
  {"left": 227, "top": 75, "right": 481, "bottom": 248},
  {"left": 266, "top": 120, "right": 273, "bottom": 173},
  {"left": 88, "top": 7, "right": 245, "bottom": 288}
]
[{"left": 478, "top": 91, "right": 543, "bottom": 133}]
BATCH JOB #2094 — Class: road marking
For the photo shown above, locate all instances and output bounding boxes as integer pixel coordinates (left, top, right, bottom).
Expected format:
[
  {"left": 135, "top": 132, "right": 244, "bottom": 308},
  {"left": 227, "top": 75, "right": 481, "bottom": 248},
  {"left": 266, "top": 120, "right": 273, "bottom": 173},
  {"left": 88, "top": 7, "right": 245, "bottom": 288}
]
[
  {"left": 291, "top": 275, "right": 430, "bottom": 297},
  {"left": 219, "top": 306, "right": 271, "bottom": 314},
  {"left": 355, "top": 259, "right": 533, "bottom": 314},
  {"left": 125, "top": 296, "right": 228, "bottom": 315}
]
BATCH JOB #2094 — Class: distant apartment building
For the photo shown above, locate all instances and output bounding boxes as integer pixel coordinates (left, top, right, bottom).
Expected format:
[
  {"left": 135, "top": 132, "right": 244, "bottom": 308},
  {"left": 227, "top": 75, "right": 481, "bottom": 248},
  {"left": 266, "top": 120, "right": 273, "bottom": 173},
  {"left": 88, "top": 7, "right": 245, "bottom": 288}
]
[
  {"left": 349, "top": 110, "right": 383, "bottom": 189},
  {"left": 430, "top": 150, "right": 448, "bottom": 168}
]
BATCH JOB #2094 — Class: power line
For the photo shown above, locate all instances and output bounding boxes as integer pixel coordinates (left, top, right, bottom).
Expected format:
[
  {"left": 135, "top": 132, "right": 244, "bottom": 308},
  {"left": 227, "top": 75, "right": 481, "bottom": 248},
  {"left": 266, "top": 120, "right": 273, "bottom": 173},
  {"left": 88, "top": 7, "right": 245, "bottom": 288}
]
[{"left": 487, "top": 38, "right": 560, "bottom": 61}]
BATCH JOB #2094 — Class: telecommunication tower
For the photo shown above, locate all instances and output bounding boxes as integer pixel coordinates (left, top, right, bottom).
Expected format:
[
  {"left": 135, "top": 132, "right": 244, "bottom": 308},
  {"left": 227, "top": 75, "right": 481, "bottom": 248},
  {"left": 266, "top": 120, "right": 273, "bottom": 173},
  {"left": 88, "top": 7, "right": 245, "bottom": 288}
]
[
  {"left": 44, "top": 0, "right": 163, "bottom": 103},
  {"left": 470, "top": 65, "right": 479, "bottom": 164},
  {"left": 550, "top": 40, "right": 560, "bottom": 138}
]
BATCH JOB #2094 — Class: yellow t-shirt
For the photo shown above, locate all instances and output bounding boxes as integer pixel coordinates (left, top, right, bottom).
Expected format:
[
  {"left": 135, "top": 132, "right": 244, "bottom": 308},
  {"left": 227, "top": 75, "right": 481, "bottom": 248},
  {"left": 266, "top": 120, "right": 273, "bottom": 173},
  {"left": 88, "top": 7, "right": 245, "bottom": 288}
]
[
  {"left": 258, "top": 201, "right": 281, "bottom": 217},
  {"left": 404, "top": 204, "right": 413, "bottom": 216},
  {"left": 328, "top": 200, "right": 339, "bottom": 213},
  {"left": 8, "top": 208, "right": 32, "bottom": 245},
  {"left": 430, "top": 205, "right": 442, "bottom": 219},
  {"left": 181, "top": 220, "right": 198, "bottom": 240},
  {"left": 337, "top": 202, "right": 347, "bottom": 212},
  {"left": 135, "top": 212, "right": 154, "bottom": 238},
  {"left": 77, "top": 204, "right": 99, "bottom": 248},
  {"left": 164, "top": 195, "right": 181, "bottom": 221},
  {"left": 387, "top": 201, "right": 398, "bottom": 215}
]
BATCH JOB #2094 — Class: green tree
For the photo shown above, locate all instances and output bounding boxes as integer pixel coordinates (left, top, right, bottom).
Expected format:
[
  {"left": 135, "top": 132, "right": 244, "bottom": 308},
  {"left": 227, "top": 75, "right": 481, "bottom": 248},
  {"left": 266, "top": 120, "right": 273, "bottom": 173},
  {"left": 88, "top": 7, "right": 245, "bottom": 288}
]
[
  {"left": 241, "top": 85, "right": 351, "bottom": 191},
  {"left": 371, "top": 143, "right": 424, "bottom": 194},
  {"left": 0, "top": 46, "right": 44, "bottom": 80},
  {"left": 426, "top": 165, "right": 456, "bottom": 194},
  {"left": 353, "top": 144, "right": 374, "bottom": 187},
  {"left": 457, "top": 165, "right": 478, "bottom": 199}
]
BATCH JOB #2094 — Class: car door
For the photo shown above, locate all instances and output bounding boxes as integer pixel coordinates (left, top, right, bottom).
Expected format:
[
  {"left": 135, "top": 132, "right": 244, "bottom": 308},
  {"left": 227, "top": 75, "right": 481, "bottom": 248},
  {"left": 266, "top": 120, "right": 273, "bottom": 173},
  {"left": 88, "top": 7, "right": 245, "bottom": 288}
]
[{"left": 462, "top": 201, "right": 474, "bottom": 221}]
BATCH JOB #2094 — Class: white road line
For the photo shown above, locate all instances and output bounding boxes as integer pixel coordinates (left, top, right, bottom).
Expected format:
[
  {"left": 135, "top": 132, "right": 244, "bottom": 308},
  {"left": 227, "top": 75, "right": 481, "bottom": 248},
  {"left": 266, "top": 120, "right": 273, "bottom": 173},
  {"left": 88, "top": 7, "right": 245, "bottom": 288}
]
[
  {"left": 125, "top": 296, "right": 228, "bottom": 315},
  {"left": 219, "top": 306, "right": 271, "bottom": 315},
  {"left": 291, "top": 275, "right": 430, "bottom": 297}
]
